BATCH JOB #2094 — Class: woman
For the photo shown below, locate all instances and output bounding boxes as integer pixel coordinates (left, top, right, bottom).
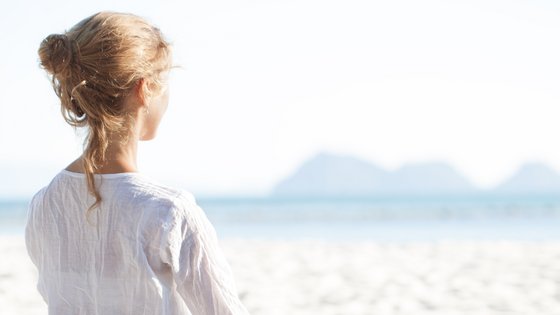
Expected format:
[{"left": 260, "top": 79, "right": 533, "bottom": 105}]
[{"left": 25, "top": 11, "right": 250, "bottom": 315}]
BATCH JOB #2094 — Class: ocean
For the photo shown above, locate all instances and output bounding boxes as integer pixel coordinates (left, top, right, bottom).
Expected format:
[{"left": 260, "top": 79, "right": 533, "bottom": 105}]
[{"left": 3, "top": 194, "right": 560, "bottom": 242}]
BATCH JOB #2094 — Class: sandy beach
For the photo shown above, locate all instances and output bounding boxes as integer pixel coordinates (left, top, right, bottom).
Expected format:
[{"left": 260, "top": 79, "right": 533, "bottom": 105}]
[{"left": 2, "top": 235, "right": 560, "bottom": 315}]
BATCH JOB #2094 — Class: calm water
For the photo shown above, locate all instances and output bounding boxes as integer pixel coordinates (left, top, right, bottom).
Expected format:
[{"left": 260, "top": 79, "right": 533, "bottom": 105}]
[{"left": 3, "top": 194, "right": 560, "bottom": 241}]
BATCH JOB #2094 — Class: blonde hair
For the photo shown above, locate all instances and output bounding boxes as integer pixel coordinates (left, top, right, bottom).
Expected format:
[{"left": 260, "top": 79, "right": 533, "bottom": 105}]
[{"left": 38, "top": 11, "right": 172, "bottom": 219}]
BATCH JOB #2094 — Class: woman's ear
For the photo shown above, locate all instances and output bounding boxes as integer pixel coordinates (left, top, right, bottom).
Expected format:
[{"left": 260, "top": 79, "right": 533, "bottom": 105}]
[{"left": 135, "top": 78, "right": 152, "bottom": 110}]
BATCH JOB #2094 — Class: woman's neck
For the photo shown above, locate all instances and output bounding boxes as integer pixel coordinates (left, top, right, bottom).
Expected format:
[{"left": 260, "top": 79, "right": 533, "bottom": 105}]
[{"left": 65, "top": 134, "right": 139, "bottom": 174}]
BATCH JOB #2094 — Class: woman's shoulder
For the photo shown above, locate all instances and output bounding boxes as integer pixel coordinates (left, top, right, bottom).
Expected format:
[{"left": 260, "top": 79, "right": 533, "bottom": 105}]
[
  {"left": 127, "top": 174, "right": 196, "bottom": 204},
  {"left": 121, "top": 174, "right": 200, "bottom": 217},
  {"left": 28, "top": 185, "right": 48, "bottom": 209},
  {"left": 135, "top": 181, "right": 207, "bottom": 235}
]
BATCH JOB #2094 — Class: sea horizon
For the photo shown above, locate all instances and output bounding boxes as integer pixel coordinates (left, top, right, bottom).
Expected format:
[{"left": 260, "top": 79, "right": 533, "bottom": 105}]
[{"left": 2, "top": 193, "right": 560, "bottom": 241}]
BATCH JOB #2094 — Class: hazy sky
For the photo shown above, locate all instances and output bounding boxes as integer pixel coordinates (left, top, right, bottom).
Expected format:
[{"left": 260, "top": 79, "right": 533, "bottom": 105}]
[{"left": 1, "top": 0, "right": 560, "bottom": 197}]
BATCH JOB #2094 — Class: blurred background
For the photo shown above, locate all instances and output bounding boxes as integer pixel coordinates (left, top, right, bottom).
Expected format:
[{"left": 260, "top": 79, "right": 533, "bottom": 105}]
[{"left": 2, "top": 0, "right": 560, "bottom": 314}]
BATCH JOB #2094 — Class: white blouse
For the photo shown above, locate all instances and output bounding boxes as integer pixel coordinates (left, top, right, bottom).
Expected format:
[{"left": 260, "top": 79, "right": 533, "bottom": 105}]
[{"left": 25, "top": 169, "right": 250, "bottom": 315}]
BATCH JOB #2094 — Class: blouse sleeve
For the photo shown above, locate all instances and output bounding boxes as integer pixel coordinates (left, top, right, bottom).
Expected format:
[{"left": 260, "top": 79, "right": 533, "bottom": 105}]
[
  {"left": 159, "top": 192, "right": 250, "bottom": 315},
  {"left": 24, "top": 188, "right": 45, "bottom": 269},
  {"left": 24, "top": 188, "right": 48, "bottom": 301}
]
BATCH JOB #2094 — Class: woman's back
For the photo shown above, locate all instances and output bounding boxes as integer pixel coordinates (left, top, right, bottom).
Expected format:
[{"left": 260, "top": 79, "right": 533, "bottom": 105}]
[{"left": 26, "top": 170, "right": 249, "bottom": 315}]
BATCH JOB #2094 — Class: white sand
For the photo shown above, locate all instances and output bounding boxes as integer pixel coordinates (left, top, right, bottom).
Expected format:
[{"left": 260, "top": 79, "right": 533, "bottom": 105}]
[{"left": 2, "top": 235, "right": 560, "bottom": 315}]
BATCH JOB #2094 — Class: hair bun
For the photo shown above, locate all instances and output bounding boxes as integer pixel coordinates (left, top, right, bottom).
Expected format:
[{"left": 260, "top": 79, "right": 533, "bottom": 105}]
[{"left": 38, "top": 33, "right": 74, "bottom": 78}]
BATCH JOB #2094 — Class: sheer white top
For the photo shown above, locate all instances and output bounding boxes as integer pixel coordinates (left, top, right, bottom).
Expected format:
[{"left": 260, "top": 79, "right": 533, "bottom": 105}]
[{"left": 25, "top": 170, "right": 250, "bottom": 315}]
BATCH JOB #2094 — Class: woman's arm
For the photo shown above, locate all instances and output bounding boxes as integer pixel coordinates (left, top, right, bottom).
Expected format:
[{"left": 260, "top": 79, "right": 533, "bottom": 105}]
[{"left": 160, "top": 195, "right": 250, "bottom": 315}]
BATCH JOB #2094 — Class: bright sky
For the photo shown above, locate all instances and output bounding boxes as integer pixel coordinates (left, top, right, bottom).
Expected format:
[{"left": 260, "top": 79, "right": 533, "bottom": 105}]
[{"left": 1, "top": 0, "right": 560, "bottom": 197}]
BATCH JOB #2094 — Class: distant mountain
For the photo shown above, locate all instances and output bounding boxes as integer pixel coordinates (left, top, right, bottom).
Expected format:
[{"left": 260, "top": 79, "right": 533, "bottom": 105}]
[
  {"left": 382, "top": 162, "right": 478, "bottom": 195},
  {"left": 271, "top": 151, "right": 478, "bottom": 197},
  {"left": 272, "top": 152, "right": 390, "bottom": 196},
  {"left": 493, "top": 162, "right": 560, "bottom": 194}
]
